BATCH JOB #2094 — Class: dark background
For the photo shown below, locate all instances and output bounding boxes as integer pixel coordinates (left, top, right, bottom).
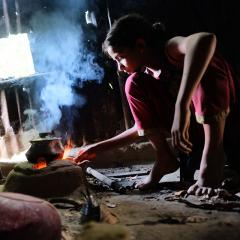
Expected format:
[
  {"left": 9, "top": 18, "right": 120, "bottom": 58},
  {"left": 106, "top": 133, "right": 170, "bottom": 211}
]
[
  {"left": 0, "top": 0, "right": 239, "bottom": 143},
  {"left": 1, "top": 0, "right": 239, "bottom": 71}
]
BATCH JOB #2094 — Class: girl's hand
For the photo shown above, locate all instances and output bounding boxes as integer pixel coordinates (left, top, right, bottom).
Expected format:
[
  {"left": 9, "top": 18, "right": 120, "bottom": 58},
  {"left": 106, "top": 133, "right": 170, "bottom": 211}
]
[
  {"left": 77, "top": 160, "right": 92, "bottom": 171},
  {"left": 74, "top": 144, "right": 97, "bottom": 163},
  {"left": 171, "top": 105, "right": 192, "bottom": 154}
]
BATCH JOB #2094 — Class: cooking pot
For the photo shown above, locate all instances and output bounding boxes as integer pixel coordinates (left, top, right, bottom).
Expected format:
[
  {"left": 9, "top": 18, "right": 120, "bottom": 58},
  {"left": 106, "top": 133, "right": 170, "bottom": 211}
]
[{"left": 25, "top": 133, "right": 64, "bottom": 163}]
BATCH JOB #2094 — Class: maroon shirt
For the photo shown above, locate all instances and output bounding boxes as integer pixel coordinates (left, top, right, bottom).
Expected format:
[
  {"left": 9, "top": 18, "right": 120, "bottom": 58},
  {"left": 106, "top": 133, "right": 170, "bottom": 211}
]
[{"left": 125, "top": 51, "right": 237, "bottom": 131}]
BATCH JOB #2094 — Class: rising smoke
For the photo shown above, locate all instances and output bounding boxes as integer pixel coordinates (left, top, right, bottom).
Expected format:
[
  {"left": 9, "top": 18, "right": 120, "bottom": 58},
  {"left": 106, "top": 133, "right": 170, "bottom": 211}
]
[{"left": 28, "top": 0, "right": 104, "bottom": 133}]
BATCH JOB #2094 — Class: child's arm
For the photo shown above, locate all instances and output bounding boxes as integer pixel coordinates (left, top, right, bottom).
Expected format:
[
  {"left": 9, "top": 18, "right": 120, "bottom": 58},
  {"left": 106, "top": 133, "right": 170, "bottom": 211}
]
[
  {"left": 166, "top": 32, "right": 217, "bottom": 152},
  {"left": 74, "top": 125, "right": 140, "bottom": 162}
]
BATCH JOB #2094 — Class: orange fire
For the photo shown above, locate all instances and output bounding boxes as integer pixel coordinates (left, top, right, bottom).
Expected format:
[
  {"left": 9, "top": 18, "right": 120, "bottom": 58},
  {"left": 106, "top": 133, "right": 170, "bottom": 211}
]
[
  {"left": 32, "top": 139, "right": 74, "bottom": 169},
  {"left": 32, "top": 158, "right": 47, "bottom": 169},
  {"left": 62, "top": 138, "right": 74, "bottom": 160}
]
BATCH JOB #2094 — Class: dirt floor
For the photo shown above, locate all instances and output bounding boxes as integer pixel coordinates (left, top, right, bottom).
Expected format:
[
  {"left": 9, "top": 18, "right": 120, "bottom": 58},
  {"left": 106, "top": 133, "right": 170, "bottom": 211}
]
[
  {"left": 1, "top": 142, "right": 240, "bottom": 240},
  {"left": 56, "top": 164, "right": 240, "bottom": 240}
]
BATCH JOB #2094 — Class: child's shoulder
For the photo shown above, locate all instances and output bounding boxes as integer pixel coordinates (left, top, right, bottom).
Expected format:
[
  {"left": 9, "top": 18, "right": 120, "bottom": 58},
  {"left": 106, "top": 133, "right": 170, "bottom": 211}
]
[
  {"left": 127, "top": 70, "right": 154, "bottom": 82},
  {"left": 125, "top": 71, "right": 154, "bottom": 90}
]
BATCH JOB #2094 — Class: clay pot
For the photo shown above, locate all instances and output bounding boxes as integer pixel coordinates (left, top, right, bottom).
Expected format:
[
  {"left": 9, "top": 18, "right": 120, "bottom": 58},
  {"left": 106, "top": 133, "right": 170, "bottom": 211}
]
[{"left": 25, "top": 136, "right": 64, "bottom": 163}]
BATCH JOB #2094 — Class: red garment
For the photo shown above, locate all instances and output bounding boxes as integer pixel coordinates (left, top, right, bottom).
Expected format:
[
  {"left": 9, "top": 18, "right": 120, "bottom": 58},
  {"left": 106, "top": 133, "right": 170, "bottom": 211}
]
[
  {"left": 125, "top": 51, "right": 237, "bottom": 132},
  {"left": 125, "top": 71, "right": 174, "bottom": 131},
  {"left": 192, "top": 52, "right": 236, "bottom": 120}
]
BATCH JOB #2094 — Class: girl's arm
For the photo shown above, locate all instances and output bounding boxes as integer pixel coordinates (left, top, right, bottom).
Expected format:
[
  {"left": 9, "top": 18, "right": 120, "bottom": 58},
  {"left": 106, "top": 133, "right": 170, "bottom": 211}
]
[
  {"left": 167, "top": 32, "right": 217, "bottom": 108},
  {"left": 166, "top": 32, "right": 217, "bottom": 152},
  {"left": 74, "top": 125, "right": 140, "bottom": 162}
]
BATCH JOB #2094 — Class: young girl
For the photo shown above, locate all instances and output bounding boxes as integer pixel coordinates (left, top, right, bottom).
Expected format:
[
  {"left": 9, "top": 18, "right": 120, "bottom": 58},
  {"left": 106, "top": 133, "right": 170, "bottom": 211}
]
[{"left": 75, "top": 14, "right": 239, "bottom": 195}]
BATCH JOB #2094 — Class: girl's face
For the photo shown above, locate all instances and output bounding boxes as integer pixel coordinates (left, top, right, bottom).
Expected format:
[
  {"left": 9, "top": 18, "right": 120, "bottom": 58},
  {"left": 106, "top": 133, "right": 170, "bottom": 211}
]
[{"left": 107, "top": 45, "right": 144, "bottom": 74}]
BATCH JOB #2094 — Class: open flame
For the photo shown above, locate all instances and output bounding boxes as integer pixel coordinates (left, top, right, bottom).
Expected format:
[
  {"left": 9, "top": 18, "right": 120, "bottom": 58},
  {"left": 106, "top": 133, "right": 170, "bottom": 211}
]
[
  {"left": 62, "top": 138, "right": 74, "bottom": 160},
  {"left": 32, "top": 158, "right": 47, "bottom": 169},
  {"left": 32, "top": 138, "right": 74, "bottom": 169}
]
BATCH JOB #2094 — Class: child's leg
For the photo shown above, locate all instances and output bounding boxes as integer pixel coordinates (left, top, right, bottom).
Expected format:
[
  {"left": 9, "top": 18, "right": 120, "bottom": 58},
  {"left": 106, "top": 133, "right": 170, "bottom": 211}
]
[
  {"left": 136, "top": 133, "right": 179, "bottom": 190},
  {"left": 187, "top": 117, "right": 226, "bottom": 195}
]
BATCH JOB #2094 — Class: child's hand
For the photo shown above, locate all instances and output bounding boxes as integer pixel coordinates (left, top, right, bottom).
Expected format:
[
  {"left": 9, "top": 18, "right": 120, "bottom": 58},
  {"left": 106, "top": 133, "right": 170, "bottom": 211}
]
[
  {"left": 77, "top": 160, "right": 92, "bottom": 171},
  {"left": 171, "top": 106, "right": 192, "bottom": 154},
  {"left": 74, "top": 144, "right": 97, "bottom": 163}
]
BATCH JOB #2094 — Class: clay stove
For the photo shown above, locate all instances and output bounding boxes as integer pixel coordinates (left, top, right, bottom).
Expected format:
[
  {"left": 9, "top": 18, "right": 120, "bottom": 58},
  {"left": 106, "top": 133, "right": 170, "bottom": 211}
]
[{"left": 2, "top": 133, "right": 84, "bottom": 198}]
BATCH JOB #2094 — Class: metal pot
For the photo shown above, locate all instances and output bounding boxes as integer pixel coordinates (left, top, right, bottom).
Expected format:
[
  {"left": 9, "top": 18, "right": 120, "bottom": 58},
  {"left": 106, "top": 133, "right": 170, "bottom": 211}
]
[{"left": 25, "top": 134, "right": 64, "bottom": 164}]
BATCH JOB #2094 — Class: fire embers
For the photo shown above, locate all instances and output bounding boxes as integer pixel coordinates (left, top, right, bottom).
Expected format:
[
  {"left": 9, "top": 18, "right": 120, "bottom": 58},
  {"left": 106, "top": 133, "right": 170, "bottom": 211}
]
[{"left": 32, "top": 158, "right": 47, "bottom": 169}]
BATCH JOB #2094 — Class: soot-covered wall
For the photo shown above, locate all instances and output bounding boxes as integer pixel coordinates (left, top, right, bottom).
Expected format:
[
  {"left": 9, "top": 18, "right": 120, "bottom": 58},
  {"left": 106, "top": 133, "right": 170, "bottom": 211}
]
[{"left": 1, "top": 0, "right": 239, "bottom": 145}]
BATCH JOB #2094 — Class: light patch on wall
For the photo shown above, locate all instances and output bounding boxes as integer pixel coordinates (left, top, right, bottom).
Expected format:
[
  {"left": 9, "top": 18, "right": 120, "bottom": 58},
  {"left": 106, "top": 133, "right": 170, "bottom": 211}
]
[{"left": 0, "top": 33, "right": 35, "bottom": 79}]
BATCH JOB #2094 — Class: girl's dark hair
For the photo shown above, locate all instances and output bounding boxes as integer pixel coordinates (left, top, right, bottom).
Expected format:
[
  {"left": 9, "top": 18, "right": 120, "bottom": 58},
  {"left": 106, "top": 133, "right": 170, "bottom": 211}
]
[{"left": 102, "top": 14, "right": 166, "bottom": 54}]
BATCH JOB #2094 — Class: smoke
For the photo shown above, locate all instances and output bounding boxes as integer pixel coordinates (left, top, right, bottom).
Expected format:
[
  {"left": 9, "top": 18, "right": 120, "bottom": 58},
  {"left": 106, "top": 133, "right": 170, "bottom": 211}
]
[
  {"left": 28, "top": 4, "right": 104, "bottom": 132},
  {"left": 52, "top": 0, "right": 88, "bottom": 16}
]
